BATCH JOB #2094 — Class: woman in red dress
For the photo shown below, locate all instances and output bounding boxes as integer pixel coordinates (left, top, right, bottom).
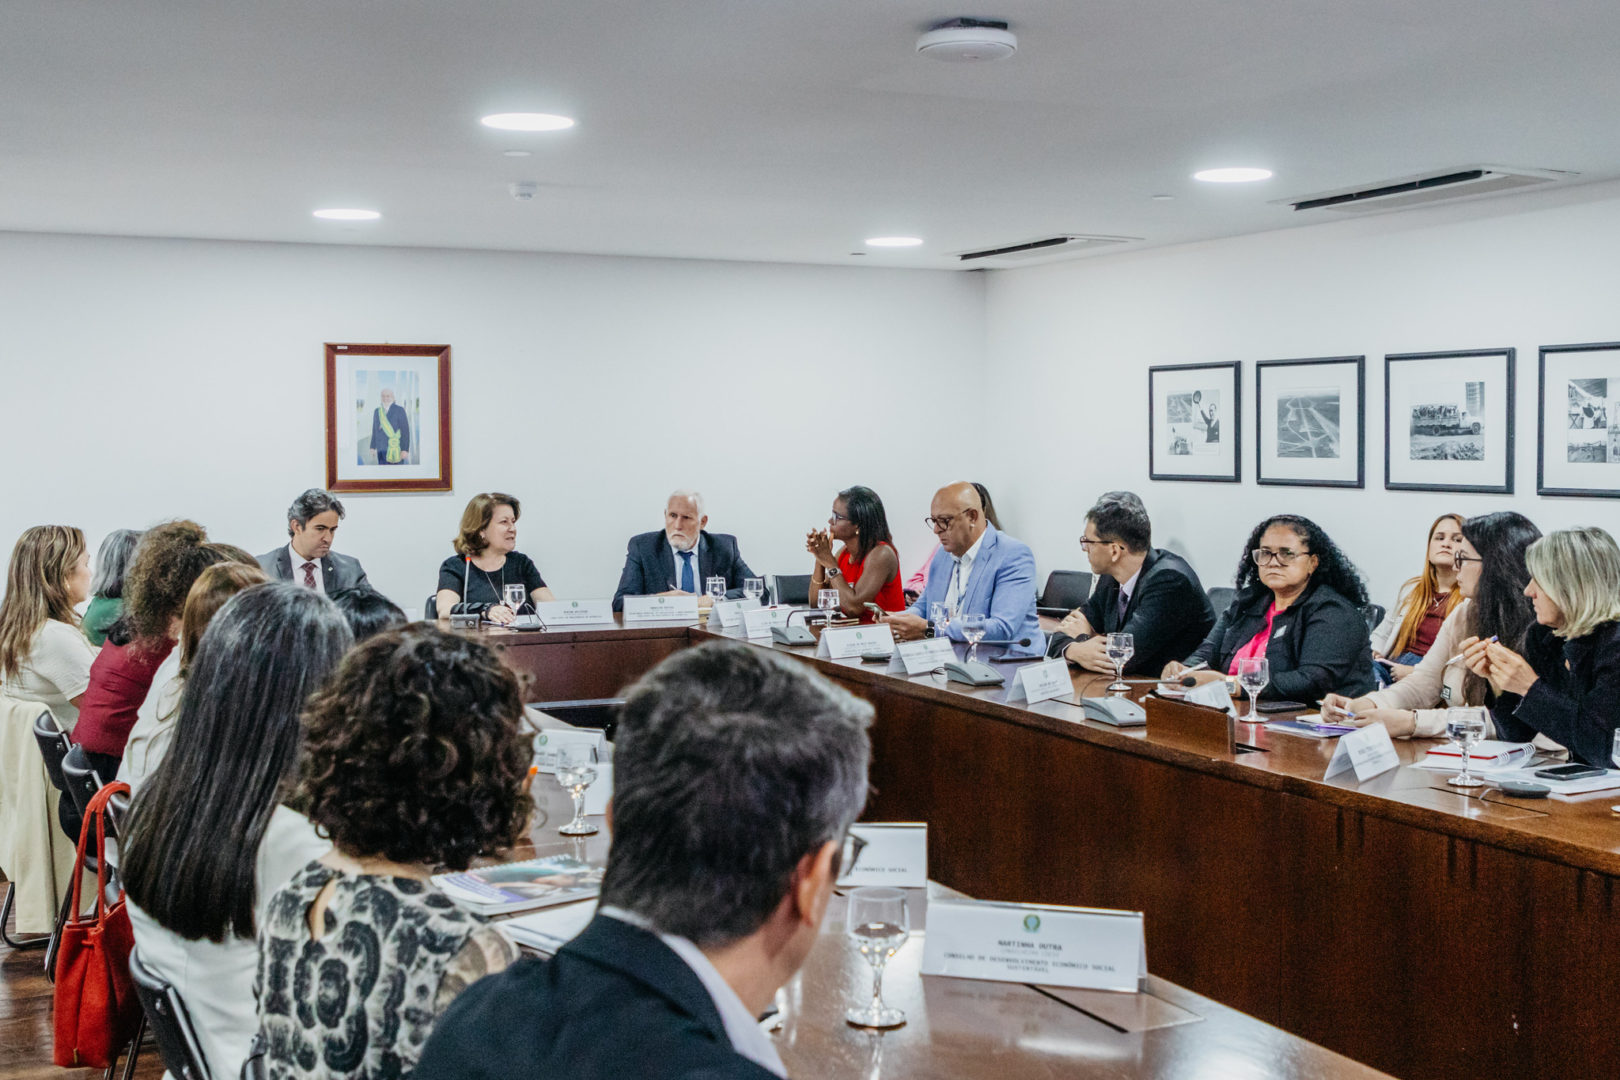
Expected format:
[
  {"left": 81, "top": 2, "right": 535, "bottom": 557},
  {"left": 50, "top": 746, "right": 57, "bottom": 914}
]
[{"left": 806, "top": 486, "right": 904, "bottom": 622}]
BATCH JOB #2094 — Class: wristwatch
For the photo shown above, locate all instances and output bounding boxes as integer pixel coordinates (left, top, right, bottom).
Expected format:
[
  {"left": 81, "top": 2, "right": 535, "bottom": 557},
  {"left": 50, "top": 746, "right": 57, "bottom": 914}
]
[{"left": 824, "top": 566, "right": 840, "bottom": 579}]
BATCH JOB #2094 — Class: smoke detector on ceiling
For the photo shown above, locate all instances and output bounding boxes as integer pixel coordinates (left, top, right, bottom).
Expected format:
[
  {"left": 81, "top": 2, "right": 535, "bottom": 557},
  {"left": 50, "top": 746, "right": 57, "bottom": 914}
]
[
  {"left": 916, "top": 18, "right": 1017, "bottom": 62},
  {"left": 509, "top": 181, "right": 539, "bottom": 202}
]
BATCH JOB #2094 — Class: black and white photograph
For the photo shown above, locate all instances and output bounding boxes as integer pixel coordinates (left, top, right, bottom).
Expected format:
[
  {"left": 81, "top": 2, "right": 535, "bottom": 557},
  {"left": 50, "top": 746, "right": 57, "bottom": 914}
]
[
  {"left": 1538, "top": 342, "right": 1620, "bottom": 496},
  {"left": 1257, "top": 355, "right": 1364, "bottom": 487},
  {"left": 1385, "top": 348, "right": 1514, "bottom": 493},
  {"left": 1149, "top": 361, "right": 1240, "bottom": 482}
]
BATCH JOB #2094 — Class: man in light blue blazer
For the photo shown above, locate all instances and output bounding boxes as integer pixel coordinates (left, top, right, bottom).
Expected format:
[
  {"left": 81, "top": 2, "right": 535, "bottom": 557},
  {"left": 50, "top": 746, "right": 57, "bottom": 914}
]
[{"left": 884, "top": 481, "right": 1045, "bottom": 658}]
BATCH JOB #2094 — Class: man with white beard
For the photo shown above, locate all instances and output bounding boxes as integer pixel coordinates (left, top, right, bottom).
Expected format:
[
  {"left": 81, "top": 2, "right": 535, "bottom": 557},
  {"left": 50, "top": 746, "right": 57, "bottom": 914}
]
[{"left": 612, "top": 490, "right": 757, "bottom": 612}]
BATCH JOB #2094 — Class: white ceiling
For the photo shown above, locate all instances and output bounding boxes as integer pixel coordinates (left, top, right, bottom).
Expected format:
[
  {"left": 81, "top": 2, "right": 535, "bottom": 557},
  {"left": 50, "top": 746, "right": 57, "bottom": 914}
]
[{"left": 5, "top": 1, "right": 1619, "bottom": 269}]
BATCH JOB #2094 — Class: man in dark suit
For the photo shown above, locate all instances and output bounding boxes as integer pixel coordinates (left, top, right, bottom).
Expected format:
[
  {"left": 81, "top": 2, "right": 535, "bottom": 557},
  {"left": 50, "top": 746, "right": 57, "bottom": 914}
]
[
  {"left": 255, "top": 488, "right": 372, "bottom": 595},
  {"left": 415, "top": 641, "right": 873, "bottom": 1080},
  {"left": 369, "top": 386, "right": 411, "bottom": 465},
  {"left": 1046, "top": 491, "right": 1214, "bottom": 676},
  {"left": 611, "top": 490, "right": 757, "bottom": 611}
]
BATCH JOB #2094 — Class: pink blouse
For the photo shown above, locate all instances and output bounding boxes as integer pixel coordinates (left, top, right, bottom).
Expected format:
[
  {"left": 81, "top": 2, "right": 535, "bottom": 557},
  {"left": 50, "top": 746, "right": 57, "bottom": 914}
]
[{"left": 1227, "top": 602, "right": 1280, "bottom": 675}]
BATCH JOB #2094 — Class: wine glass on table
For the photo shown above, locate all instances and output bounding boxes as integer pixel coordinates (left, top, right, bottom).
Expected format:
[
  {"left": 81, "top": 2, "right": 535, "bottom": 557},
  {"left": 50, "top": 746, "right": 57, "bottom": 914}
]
[
  {"left": 845, "top": 887, "right": 909, "bottom": 1029},
  {"left": 555, "top": 744, "right": 600, "bottom": 835},
  {"left": 706, "top": 576, "right": 727, "bottom": 607},
  {"left": 503, "top": 583, "right": 527, "bottom": 622},
  {"left": 818, "top": 588, "right": 842, "bottom": 626},
  {"left": 927, "top": 602, "right": 950, "bottom": 639},
  {"left": 1105, "top": 632, "right": 1134, "bottom": 694},
  {"left": 1236, "top": 657, "right": 1269, "bottom": 722},
  {"left": 960, "top": 614, "right": 988, "bottom": 663},
  {"left": 743, "top": 576, "right": 765, "bottom": 604},
  {"left": 1445, "top": 708, "right": 1487, "bottom": 788}
]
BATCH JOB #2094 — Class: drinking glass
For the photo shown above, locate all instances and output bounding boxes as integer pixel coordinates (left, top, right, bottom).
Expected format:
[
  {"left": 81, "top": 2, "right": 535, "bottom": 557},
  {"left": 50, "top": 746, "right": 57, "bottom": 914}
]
[
  {"left": 927, "top": 602, "right": 950, "bottom": 638},
  {"left": 706, "top": 576, "right": 727, "bottom": 605},
  {"left": 960, "top": 614, "right": 988, "bottom": 662},
  {"left": 555, "top": 744, "right": 600, "bottom": 835},
  {"left": 1611, "top": 728, "right": 1620, "bottom": 771},
  {"left": 1236, "top": 657, "right": 1270, "bottom": 721},
  {"left": 818, "top": 588, "right": 842, "bottom": 624},
  {"left": 1445, "top": 708, "right": 1487, "bottom": 788},
  {"left": 1105, "top": 632, "right": 1135, "bottom": 694},
  {"left": 503, "top": 583, "right": 527, "bottom": 617},
  {"left": 743, "top": 576, "right": 765, "bottom": 603},
  {"left": 845, "top": 887, "right": 909, "bottom": 1029}
]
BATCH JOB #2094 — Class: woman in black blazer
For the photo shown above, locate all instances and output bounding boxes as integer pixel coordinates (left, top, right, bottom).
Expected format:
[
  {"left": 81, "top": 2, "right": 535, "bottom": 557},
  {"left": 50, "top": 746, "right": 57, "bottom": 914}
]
[
  {"left": 1165, "top": 514, "right": 1376, "bottom": 702},
  {"left": 1464, "top": 526, "right": 1620, "bottom": 767}
]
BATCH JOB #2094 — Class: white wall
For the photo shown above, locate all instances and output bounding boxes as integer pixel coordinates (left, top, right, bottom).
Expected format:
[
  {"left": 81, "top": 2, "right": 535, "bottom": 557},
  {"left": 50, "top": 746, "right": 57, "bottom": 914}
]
[
  {"left": 0, "top": 232, "right": 984, "bottom": 607},
  {"left": 983, "top": 179, "right": 1620, "bottom": 608}
]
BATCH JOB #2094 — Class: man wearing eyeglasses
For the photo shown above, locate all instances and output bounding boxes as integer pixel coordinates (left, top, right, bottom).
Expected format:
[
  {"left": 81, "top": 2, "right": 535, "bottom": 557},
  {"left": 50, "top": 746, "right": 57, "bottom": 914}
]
[
  {"left": 883, "top": 481, "right": 1044, "bottom": 657},
  {"left": 1046, "top": 492, "right": 1214, "bottom": 676}
]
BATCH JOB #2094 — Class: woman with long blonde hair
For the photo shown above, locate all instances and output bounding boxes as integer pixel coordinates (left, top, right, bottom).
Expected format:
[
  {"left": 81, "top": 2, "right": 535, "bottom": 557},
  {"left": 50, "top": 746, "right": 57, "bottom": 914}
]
[{"left": 1368, "top": 513, "right": 1465, "bottom": 682}]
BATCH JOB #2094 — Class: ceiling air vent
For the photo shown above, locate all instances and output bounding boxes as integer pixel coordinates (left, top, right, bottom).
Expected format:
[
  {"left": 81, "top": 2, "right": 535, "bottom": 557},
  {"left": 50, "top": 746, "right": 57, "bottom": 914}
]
[
  {"left": 1278, "top": 165, "right": 1577, "bottom": 214},
  {"left": 953, "top": 234, "right": 1140, "bottom": 267}
]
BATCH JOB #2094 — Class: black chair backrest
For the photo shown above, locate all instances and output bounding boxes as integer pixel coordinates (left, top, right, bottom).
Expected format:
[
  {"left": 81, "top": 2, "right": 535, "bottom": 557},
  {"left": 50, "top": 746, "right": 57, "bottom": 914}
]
[
  {"left": 424, "top": 594, "right": 438, "bottom": 620},
  {"left": 60, "top": 745, "right": 112, "bottom": 836},
  {"left": 1361, "top": 603, "right": 1386, "bottom": 635},
  {"left": 31, "top": 711, "right": 71, "bottom": 792},
  {"left": 1206, "top": 586, "right": 1237, "bottom": 616},
  {"left": 772, "top": 573, "right": 811, "bottom": 607},
  {"left": 129, "top": 945, "right": 214, "bottom": 1080},
  {"left": 1037, "top": 570, "right": 1093, "bottom": 612}
]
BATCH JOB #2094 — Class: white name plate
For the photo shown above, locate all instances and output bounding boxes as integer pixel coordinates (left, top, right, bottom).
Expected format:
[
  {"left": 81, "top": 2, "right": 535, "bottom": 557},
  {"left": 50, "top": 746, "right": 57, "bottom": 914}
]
[
  {"left": 921, "top": 898, "right": 1147, "bottom": 993},
  {"left": 709, "top": 597, "right": 761, "bottom": 628},
  {"left": 1324, "top": 722, "right": 1399, "bottom": 781},
  {"left": 838, "top": 823, "right": 927, "bottom": 888},
  {"left": 887, "top": 637, "right": 958, "bottom": 676},
  {"left": 532, "top": 728, "right": 606, "bottom": 774},
  {"left": 533, "top": 599, "right": 615, "bottom": 626},
  {"left": 817, "top": 624, "right": 894, "bottom": 660},
  {"left": 1004, "top": 658, "right": 1071, "bottom": 705},
  {"left": 622, "top": 595, "right": 701, "bottom": 622},
  {"left": 742, "top": 606, "right": 792, "bottom": 639},
  {"left": 1185, "top": 679, "right": 1238, "bottom": 716}
]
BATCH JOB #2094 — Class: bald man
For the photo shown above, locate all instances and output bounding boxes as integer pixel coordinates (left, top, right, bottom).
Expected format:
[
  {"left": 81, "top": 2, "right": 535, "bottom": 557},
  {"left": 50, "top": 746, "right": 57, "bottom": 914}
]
[{"left": 883, "top": 482, "right": 1044, "bottom": 657}]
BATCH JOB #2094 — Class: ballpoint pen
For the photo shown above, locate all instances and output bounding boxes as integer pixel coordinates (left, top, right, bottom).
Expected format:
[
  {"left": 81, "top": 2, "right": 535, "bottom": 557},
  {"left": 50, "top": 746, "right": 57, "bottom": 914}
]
[{"left": 1444, "top": 634, "right": 1498, "bottom": 667}]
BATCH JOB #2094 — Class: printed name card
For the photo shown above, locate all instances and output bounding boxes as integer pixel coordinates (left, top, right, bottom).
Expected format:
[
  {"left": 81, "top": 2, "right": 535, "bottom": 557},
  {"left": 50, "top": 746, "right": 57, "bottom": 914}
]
[
  {"left": 742, "top": 606, "right": 792, "bottom": 639},
  {"left": 1003, "top": 658, "right": 1071, "bottom": 705},
  {"left": 532, "top": 728, "right": 606, "bottom": 774},
  {"left": 1185, "top": 679, "right": 1238, "bottom": 716},
  {"left": 887, "top": 637, "right": 959, "bottom": 676},
  {"left": 838, "top": 823, "right": 928, "bottom": 888},
  {"left": 1324, "top": 722, "right": 1400, "bottom": 782},
  {"left": 709, "top": 597, "right": 761, "bottom": 628},
  {"left": 920, "top": 898, "right": 1147, "bottom": 993},
  {"left": 816, "top": 624, "right": 895, "bottom": 660},
  {"left": 622, "top": 595, "right": 701, "bottom": 623},
  {"left": 533, "top": 599, "right": 615, "bottom": 626}
]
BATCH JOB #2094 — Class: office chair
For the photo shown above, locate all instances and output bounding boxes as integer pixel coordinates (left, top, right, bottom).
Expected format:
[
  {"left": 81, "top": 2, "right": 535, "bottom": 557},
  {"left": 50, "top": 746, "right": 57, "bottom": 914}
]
[
  {"left": 1036, "top": 570, "right": 1093, "bottom": 616},
  {"left": 130, "top": 946, "right": 211, "bottom": 1080}
]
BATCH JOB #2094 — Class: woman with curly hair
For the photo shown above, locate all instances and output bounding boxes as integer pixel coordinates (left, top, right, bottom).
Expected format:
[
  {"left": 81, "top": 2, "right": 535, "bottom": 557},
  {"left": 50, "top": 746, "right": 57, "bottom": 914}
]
[
  {"left": 1165, "top": 514, "right": 1376, "bottom": 702},
  {"left": 255, "top": 624, "right": 533, "bottom": 1080}
]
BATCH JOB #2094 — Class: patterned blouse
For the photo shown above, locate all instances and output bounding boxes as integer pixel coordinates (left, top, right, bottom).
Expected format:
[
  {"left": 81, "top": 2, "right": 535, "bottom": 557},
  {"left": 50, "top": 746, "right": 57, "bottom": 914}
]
[{"left": 256, "top": 863, "right": 517, "bottom": 1080}]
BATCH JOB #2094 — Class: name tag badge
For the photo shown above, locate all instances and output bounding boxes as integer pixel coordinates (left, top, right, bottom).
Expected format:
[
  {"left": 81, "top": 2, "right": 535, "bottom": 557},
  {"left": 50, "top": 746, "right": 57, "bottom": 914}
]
[
  {"left": 709, "top": 597, "right": 761, "bottom": 628},
  {"left": 1324, "top": 723, "right": 1400, "bottom": 781},
  {"left": 887, "top": 637, "right": 958, "bottom": 676},
  {"left": 742, "top": 606, "right": 792, "bottom": 639},
  {"left": 920, "top": 898, "right": 1147, "bottom": 993},
  {"left": 837, "top": 823, "right": 927, "bottom": 888},
  {"left": 532, "top": 599, "right": 615, "bottom": 626},
  {"left": 622, "top": 595, "right": 701, "bottom": 623},
  {"left": 817, "top": 624, "right": 895, "bottom": 660},
  {"left": 532, "top": 728, "right": 606, "bottom": 774},
  {"left": 1004, "top": 658, "right": 1071, "bottom": 705}
]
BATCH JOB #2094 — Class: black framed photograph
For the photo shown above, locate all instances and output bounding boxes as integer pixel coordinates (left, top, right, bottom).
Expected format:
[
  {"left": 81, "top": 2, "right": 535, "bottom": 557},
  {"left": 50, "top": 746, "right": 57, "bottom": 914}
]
[
  {"left": 1148, "top": 361, "right": 1240, "bottom": 483},
  {"left": 1256, "top": 355, "right": 1365, "bottom": 488},
  {"left": 1538, "top": 341, "right": 1620, "bottom": 497},
  {"left": 1384, "top": 348, "right": 1515, "bottom": 494}
]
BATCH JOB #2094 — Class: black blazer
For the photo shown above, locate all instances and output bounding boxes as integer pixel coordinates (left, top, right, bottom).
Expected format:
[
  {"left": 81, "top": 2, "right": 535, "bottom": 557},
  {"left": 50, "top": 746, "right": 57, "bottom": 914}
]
[
  {"left": 1185, "top": 580, "right": 1375, "bottom": 701},
  {"left": 414, "top": 915, "right": 778, "bottom": 1080},
  {"left": 1490, "top": 621, "right": 1620, "bottom": 767},
  {"left": 1045, "top": 548, "right": 1215, "bottom": 676},
  {"left": 254, "top": 547, "right": 371, "bottom": 595},
  {"left": 612, "top": 530, "right": 757, "bottom": 611}
]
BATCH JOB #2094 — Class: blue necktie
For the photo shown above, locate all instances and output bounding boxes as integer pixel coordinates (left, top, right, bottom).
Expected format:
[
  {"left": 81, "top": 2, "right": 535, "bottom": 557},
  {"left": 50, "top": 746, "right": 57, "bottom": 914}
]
[{"left": 679, "top": 551, "right": 694, "bottom": 593}]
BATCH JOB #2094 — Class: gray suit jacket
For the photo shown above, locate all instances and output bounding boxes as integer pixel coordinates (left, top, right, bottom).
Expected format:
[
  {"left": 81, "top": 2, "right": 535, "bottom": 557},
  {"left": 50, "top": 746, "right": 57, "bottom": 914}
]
[{"left": 255, "top": 546, "right": 371, "bottom": 595}]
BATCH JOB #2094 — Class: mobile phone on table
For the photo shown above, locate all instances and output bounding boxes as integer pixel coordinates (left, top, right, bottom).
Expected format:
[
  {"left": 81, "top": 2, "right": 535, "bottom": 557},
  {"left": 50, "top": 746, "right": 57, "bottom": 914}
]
[
  {"left": 1256, "top": 699, "right": 1310, "bottom": 713},
  {"left": 1533, "top": 763, "right": 1606, "bottom": 780}
]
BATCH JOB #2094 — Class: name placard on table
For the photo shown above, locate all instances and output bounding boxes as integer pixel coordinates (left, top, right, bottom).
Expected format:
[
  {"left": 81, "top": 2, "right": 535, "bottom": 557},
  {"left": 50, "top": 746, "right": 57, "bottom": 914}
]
[
  {"left": 838, "top": 823, "right": 927, "bottom": 888},
  {"left": 532, "top": 728, "right": 606, "bottom": 774},
  {"left": 920, "top": 898, "right": 1147, "bottom": 993},
  {"left": 887, "top": 638, "right": 958, "bottom": 676},
  {"left": 742, "top": 606, "right": 793, "bottom": 639},
  {"left": 1324, "top": 722, "right": 1400, "bottom": 781},
  {"left": 708, "top": 597, "right": 761, "bottom": 628},
  {"left": 1004, "top": 658, "right": 1071, "bottom": 705},
  {"left": 622, "top": 595, "right": 701, "bottom": 623},
  {"left": 532, "top": 599, "right": 615, "bottom": 626},
  {"left": 816, "top": 624, "right": 894, "bottom": 660}
]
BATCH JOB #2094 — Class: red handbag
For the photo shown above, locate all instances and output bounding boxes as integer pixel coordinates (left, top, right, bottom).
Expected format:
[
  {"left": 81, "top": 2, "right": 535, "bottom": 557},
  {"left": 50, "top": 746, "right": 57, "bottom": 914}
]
[{"left": 53, "top": 780, "right": 143, "bottom": 1069}]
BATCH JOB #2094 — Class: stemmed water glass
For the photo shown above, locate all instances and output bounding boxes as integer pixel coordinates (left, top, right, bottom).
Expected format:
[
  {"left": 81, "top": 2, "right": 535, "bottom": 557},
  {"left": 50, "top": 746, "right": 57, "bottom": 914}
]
[
  {"left": 928, "top": 602, "right": 950, "bottom": 639},
  {"left": 845, "top": 887, "right": 909, "bottom": 1029},
  {"left": 1445, "top": 708, "right": 1487, "bottom": 788},
  {"left": 818, "top": 588, "right": 842, "bottom": 625},
  {"left": 503, "top": 583, "right": 527, "bottom": 620},
  {"left": 1236, "top": 657, "right": 1270, "bottom": 722},
  {"left": 706, "top": 576, "right": 727, "bottom": 606},
  {"left": 743, "top": 576, "right": 765, "bottom": 603},
  {"left": 555, "top": 744, "right": 600, "bottom": 835},
  {"left": 960, "top": 614, "right": 988, "bottom": 662},
  {"left": 1105, "top": 632, "right": 1134, "bottom": 694}
]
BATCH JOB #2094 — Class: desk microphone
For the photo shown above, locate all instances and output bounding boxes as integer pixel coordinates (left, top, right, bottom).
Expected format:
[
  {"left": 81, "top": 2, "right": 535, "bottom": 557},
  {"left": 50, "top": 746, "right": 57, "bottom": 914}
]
[
  {"left": 977, "top": 637, "right": 1033, "bottom": 649},
  {"left": 1112, "top": 675, "right": 1199, "bottom": 687}
]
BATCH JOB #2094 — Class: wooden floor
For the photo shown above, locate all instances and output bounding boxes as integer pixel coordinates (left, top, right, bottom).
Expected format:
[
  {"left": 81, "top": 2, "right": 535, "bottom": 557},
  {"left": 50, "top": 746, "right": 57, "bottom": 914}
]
[{"left": 0, "top": 886, "right": 163, "bottom": 1080}]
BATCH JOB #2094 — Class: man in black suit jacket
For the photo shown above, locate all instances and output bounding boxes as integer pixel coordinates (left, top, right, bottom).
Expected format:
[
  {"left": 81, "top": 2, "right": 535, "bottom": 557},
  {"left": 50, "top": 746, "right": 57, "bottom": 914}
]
[
  {"left": 254, "top": 488, "right": 372, "bottom": 595},
  {"left": 1046, "top": 491, "right": 1214, "bottom": 676},
  {"left": 415, "top": 642, "right": 873, "bottom": 1080},
  {"left": 612, "top": 490, "right": 757, "bottom": 611}
]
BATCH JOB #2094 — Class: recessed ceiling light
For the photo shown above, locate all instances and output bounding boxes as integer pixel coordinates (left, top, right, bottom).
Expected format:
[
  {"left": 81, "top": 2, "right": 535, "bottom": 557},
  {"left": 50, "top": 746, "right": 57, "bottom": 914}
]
[
  {"left": 502, "top": 149, "right": 533, "bottom": 158},
  {"left": 313, "top": 208, "right": 380, "bottom": 221},
  {"left": 481, "top": 113, "right": 575, "bottom": 132},
  {"left": 1193, "top": 167, "right": 1273, "bottom": 183},
  {"left": 1151, "top": 194, "right": 1175, "bottom": 201},
  {"left": 865, "top": 236, "right": 924, "bottom": 248}
]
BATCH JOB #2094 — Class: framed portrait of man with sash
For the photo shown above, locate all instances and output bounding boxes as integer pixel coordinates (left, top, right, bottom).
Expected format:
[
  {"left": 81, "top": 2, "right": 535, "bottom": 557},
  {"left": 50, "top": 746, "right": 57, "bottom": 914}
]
[{"left": 324, "top": 342, "right": 452, "bottom": 493}]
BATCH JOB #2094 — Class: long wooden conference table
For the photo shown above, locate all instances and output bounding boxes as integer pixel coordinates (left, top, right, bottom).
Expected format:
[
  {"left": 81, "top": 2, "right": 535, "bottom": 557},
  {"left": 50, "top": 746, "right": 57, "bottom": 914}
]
[{"left": 476, "top": 615, "right": 1620, "bottom": 1080}]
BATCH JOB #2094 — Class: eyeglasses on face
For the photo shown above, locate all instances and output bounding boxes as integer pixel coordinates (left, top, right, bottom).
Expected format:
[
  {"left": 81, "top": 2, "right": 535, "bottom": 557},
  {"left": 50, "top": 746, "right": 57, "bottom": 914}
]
[
  {"left": 1452, "top": 551, "right": 1484, "bottom": 570},
  {"left": 1078, "top": 536, "right": 1111, "bottom": 550},
  {"left": 829, "top": 510, "right": 851, "bottom": 523},
  {"left": 924, "top": 512, "right": 970, "bottom": 532},
  {"left": 1251, "top": 548, "right": 1308, "bottom": 566}
]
